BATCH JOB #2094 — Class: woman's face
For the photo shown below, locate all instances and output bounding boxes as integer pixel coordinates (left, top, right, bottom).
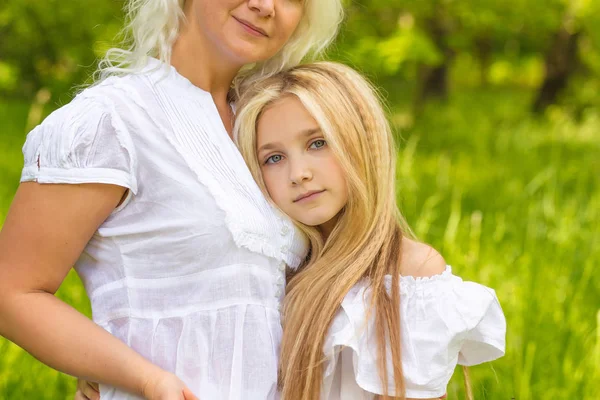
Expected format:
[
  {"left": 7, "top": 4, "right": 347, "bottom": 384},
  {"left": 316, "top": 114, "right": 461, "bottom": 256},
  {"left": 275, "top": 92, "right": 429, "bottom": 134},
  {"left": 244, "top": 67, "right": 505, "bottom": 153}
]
[{"left": 188, "top": 0, "right": 303, "bottom": 65}]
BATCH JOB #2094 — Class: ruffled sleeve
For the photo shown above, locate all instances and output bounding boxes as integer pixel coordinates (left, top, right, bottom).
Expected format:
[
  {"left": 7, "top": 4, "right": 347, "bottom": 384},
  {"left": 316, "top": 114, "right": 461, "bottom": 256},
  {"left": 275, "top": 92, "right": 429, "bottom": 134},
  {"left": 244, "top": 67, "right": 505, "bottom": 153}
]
[
  {"left": 454, "top": 284, "right": 506, "bottom": 366},
  {"left": 321, "top": 266, "right": 506, "bottom": 399},
  {"left": 21, "top": 94, "right": 138, "bottom": 200}
]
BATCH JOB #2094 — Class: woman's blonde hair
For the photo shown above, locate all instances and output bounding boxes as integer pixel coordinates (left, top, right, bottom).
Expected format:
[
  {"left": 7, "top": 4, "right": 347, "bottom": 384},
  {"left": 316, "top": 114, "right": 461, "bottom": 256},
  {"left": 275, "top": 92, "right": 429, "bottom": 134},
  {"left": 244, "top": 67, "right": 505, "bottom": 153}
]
[
  {"left": 235, "top": 61, "right": 411, "bottom": 399},
  {"left": 235, "top": 62, "right": 474, "bottom": 400},
  {"left": 96, "top": 0, "right": 343, "bottom": 93}
]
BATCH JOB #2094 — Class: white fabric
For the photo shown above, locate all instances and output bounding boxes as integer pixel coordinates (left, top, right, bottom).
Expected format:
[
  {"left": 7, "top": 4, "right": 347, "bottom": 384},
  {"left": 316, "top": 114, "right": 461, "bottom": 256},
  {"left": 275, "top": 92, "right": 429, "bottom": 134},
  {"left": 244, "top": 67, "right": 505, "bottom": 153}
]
[
  {"left": 322, "top": 266, "right": 506, "bottom": 399},
  {"left": 21, "top": 58, "right": 309, "bottom": 400}
]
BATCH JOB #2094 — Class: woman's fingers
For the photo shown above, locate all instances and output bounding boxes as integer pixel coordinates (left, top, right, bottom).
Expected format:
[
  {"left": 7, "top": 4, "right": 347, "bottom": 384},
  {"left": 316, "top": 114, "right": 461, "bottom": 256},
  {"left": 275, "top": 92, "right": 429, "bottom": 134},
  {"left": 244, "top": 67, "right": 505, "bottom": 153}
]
[
  {"left": 74, "top": 388, "right": 98, "bottom": 400},
  {"left": 182, "top": 387, "right": 199, "bottom": 400},
  {"left": 74, "top": 389, "right": 88, "bottom": 400},
  {"left": 75, "top": 379, "right": 100, "bottom": 400},
  {"left": 75, "top": 377, "right": 196, "bottom": 400}
]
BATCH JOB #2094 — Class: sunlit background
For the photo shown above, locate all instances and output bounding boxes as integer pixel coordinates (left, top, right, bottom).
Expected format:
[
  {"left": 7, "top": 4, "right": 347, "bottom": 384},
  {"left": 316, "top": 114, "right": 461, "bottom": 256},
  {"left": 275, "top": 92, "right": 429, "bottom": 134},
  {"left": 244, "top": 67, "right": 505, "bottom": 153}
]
[{"left": 1, "top": 0, "right": 599, "bottom": 399}]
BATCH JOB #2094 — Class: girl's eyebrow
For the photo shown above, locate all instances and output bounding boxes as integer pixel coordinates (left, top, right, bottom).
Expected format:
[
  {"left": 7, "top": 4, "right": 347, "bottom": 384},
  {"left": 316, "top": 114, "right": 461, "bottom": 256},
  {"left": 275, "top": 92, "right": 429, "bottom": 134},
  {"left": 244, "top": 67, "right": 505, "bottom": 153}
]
[
  {"left": 257, "top": 128, "right": 322, "bottom": 153},
  {"left": 257, "top": 142, "right": 279, "bottom": 153},
  {"left": 300, "top": 127, "right": 321, "bottom": 137}
]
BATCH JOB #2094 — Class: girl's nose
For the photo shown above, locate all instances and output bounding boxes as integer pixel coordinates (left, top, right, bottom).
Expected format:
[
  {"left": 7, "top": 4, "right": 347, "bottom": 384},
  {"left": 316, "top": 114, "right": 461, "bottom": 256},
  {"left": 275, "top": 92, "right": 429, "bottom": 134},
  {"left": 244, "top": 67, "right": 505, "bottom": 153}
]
[{"left": 289, "top": 160, "right": 312, "bottom": 185}]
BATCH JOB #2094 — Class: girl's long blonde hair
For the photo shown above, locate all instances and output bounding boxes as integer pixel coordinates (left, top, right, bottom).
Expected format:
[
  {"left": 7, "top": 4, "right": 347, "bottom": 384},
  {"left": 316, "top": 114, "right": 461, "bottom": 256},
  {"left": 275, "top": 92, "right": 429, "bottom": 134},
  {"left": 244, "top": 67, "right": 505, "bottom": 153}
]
[
  {"left": 96, "top": 0, "right": 343, "bottom": 93},
  {"left": 235, "top": 62, "right": 412, "bottom": 399}
]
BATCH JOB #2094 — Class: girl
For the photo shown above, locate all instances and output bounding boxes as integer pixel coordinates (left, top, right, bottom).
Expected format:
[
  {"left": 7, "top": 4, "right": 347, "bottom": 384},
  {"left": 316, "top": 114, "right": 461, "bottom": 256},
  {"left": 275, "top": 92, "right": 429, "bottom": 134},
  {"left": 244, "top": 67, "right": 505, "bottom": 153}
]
[
  {"left": 234, "top": 62, "right": 506, "bottom": 399},
  {"left": 0, "top": 1, "right": 343, "bottom": 399}
]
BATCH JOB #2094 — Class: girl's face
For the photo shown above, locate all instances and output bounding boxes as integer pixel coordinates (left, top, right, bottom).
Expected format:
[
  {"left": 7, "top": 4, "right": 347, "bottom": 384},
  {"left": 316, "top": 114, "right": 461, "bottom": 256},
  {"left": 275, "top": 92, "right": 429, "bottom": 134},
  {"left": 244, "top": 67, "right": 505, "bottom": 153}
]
[
  {"left": 188, "top": 0, "right": 303, "bottom": 65},
  {"left": 256, "top": 96, "right": 348, "bottom": 236}
]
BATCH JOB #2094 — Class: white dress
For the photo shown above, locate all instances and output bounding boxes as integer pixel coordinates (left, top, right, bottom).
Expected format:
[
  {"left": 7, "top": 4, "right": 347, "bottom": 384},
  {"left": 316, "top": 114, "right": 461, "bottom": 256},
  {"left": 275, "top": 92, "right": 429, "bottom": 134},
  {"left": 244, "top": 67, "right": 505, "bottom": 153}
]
[
  {"left": 322, "top": 266, "right": 506, "bottom": 399},
  {"left": 20, "top": 58, "right": 308, "bottom": 399}
]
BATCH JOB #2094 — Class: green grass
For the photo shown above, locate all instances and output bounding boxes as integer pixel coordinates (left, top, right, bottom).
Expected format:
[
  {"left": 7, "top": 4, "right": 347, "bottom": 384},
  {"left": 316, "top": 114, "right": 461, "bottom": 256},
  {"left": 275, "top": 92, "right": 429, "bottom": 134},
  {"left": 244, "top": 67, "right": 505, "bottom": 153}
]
[
  {"left": 0, "top": 89, "right": 599, "bottom": 399},
  {"left": 395, "top": 89, "right": 600, "bottom": 399},
  {"left": 0, "top": 101, "right": 28, "bottom": 223}
]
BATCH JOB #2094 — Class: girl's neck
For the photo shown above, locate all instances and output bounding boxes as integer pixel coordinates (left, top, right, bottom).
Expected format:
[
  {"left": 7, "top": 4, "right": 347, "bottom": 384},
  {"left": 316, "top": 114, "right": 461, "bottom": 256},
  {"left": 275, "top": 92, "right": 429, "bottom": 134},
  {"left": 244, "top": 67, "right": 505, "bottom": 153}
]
[{"left": 318, "top": 217, "right": 339, "bottom": 241}]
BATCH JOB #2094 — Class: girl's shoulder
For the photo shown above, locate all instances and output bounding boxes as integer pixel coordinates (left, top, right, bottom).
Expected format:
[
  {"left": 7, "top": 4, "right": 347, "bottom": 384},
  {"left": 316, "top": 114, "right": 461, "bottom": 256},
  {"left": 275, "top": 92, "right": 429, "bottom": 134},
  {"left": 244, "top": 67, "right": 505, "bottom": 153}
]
[{"left": 398, "top": 237, "right": 447, "bottom": 279}]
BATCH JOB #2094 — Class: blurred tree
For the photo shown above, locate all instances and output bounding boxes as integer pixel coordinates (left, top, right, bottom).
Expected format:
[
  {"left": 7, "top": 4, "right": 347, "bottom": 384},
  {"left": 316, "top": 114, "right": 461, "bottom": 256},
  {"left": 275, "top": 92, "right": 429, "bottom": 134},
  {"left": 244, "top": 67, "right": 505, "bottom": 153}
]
[
  {"left": 533, "top": 12, "right": 581, "bottom": 113},
  {"left": 333, "top": 2, "right": 441, "bottom": 75},
  {"left": 0, "top": 0, "right": 122, "bottom": 100},
  {"left": 333, "top": 0, "right": 599, "bottom": 113},
  {"left": 418, "top": 4, "right": 454, "bottom": 102},
  {"left": 1, "top": 0, "right": 598, "bottom": 114},
  {"left": 533, "top": 0, "right": 600, "bottom": 114}
]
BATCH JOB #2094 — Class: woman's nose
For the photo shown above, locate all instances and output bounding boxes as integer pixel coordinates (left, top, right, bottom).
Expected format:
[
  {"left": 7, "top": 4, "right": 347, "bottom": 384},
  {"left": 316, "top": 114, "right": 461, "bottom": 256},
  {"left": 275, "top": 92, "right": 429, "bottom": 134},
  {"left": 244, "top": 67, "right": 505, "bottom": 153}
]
[{"left": 247, "top": 0, "right": 275, "bottom": 18}]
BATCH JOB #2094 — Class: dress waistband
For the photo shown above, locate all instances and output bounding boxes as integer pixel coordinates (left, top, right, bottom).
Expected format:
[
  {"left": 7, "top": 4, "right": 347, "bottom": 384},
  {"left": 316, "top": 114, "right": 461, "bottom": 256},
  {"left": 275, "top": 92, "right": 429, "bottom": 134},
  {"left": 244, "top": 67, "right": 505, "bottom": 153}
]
[{"left": 89, "top": 263, "right": 285, "bottom": 324}]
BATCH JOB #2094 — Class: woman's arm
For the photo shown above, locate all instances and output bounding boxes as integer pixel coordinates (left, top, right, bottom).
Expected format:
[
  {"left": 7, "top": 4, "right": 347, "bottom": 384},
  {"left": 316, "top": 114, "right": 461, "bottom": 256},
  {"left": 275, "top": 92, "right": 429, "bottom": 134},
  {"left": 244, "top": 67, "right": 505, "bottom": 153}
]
[{"left": 0, "top": 182, "right": 195, "bottom": 399}]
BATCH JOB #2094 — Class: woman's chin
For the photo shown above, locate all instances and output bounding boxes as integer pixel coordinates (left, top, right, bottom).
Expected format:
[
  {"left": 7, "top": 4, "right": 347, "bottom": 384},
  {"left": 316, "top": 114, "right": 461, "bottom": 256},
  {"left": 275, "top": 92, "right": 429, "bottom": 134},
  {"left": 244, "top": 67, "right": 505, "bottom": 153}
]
[{"left": 223, "top": 38, "right": 280, "bottom": 65}]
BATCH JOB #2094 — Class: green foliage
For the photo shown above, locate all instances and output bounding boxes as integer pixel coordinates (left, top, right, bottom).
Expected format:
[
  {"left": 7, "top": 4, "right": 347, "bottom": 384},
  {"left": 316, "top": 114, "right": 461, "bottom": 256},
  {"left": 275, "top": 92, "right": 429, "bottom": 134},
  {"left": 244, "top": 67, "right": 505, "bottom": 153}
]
[
  {"left": 0, "top": 101, "right": 30, "bottom": 228},
  {"left": 331, "top": 2, "right": 443, "bottom": 77},
  {"left": 0, "top": 0, "right": 122, "bottom": 99},
  {"left": 330, "top": 0, "right": 600, "bottom": 113},
  {"left": 341, "top": 28, "right": 442, "bottom": 76}
]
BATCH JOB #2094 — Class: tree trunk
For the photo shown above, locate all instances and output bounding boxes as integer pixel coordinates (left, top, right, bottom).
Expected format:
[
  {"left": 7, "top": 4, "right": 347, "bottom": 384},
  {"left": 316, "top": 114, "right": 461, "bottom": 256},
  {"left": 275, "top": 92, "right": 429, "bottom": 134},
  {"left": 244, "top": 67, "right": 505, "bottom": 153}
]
[
  {"left": 476, "top": 36, "right": 493, "bottom": 86},
  {"left": 532, "top": 16, "right": 580, "bottom": 114},
  {"left": 415, "top": 12, "right": 454, "bottom": 110},
  {"left": 421, "top": 63, "right": 450, "bottom": 100}
]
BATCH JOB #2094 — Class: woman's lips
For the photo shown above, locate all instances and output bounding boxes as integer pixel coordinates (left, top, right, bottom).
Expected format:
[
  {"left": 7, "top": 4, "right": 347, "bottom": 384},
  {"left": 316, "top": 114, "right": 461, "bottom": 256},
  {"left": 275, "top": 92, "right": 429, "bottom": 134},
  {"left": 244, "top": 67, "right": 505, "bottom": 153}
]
[{"left": 233, "top": 17, "right": 268, "bottom": 37}]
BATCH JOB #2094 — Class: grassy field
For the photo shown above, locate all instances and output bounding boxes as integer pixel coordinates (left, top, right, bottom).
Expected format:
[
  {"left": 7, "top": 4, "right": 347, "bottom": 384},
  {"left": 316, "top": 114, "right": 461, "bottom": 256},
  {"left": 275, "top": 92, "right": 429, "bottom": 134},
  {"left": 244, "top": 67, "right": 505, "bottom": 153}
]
[{"left": 0, "top": 88, "right": 598, "bottom": 399}]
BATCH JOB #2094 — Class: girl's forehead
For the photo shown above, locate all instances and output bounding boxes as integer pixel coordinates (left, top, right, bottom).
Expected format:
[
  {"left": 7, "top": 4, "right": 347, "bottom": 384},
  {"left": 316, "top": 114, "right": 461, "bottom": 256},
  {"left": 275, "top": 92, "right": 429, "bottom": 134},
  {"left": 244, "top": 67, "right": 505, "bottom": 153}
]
[
  {"left": 259, "top": 96, "right": 312, "bottom": 126},
  {"left": 263, "top": 94, "right": 297, "bottom": 112},
  {"left": 256, "top": 97, "right": 321, "bottom": 146}
]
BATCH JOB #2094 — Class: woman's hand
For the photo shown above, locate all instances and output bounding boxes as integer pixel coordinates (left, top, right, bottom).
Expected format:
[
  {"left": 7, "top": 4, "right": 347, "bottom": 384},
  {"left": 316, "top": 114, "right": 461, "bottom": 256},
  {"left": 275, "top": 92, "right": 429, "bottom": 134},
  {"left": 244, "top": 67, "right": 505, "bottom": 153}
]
[
  {"left": 142, "top": 371, "right": 199, "bottom": 400},
  {"left": 75, "top": 379, "right": 99, "bottom": 400},
  {"left": 74, "top": 372, "right": 199, "bottom": 400}
]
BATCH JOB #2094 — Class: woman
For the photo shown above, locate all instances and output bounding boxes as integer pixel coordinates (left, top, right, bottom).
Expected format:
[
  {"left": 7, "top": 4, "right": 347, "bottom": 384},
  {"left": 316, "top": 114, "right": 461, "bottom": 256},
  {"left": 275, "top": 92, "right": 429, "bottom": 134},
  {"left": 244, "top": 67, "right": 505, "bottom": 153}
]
[{"left": 0, "top": 0, "right": 343, "bottom": 399}]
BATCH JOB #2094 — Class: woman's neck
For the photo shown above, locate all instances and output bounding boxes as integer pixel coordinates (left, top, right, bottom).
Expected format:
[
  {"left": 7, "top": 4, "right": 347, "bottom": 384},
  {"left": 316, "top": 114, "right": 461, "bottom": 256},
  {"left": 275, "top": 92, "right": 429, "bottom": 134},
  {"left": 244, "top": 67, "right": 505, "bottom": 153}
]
[
  {"left": 170, "top": 10, "right": 243, "bottom": 112},
  {"left": 171, "top": 30, "right": 241, "bottom": 135},
  {"left": 171, "top": 38, "right": 240, "bottom": 98}
]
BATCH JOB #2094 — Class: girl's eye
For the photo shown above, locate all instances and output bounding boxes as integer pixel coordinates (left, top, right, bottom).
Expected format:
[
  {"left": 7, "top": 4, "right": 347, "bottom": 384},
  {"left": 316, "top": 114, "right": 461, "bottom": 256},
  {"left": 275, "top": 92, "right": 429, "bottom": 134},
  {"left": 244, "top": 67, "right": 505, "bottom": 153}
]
[
  {"left": 265, "top": 154, "right": 283, "bottom": 164},
  {"left": 309, "top": 139, "right": 326, "bottom": 149}
]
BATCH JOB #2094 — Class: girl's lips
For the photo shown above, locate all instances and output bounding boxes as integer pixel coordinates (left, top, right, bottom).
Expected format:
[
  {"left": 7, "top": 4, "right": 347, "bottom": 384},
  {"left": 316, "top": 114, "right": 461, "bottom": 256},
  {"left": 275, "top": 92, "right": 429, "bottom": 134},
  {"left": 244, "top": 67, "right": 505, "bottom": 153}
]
[{"left": 294, "top": 190, "right": 325, "bottom": 203}]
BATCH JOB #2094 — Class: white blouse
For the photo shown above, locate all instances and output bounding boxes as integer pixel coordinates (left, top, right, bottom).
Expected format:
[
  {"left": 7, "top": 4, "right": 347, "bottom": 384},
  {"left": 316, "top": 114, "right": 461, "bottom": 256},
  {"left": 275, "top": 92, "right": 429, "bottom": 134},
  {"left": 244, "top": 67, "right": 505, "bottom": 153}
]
[
  {"left": 322, "top": 266, "right": 506, "bottom": 399},
  {"left": 21, "top": 58, "right": 308, "bottom": 399}
]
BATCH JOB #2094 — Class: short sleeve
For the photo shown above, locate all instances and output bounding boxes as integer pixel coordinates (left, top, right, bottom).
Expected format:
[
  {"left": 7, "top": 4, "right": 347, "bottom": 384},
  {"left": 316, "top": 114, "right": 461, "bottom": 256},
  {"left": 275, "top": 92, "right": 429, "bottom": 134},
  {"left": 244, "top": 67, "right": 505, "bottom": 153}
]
[
  {"left": 21, "top": 95, "right": 138, "bottom": 197},
  {"left": 457, "top": 288, "right": 506, "bottom": 366}
]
